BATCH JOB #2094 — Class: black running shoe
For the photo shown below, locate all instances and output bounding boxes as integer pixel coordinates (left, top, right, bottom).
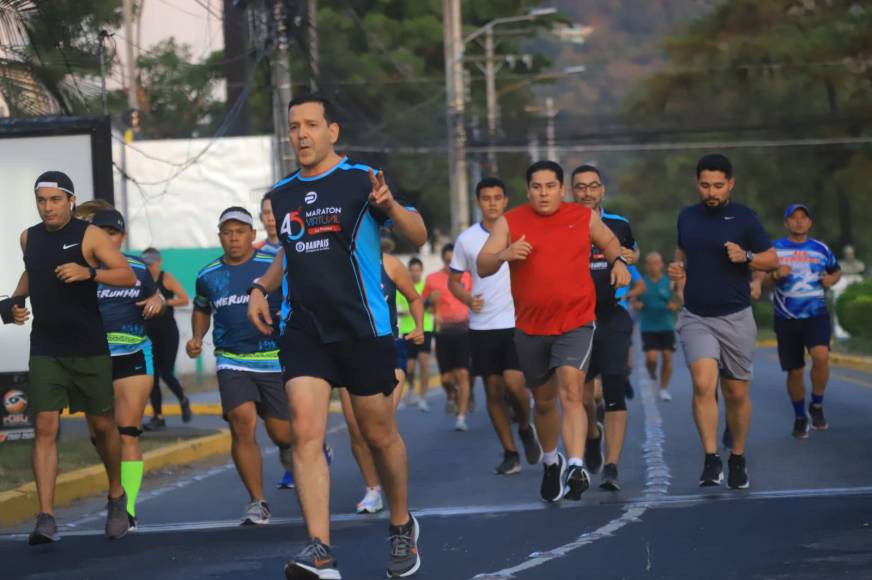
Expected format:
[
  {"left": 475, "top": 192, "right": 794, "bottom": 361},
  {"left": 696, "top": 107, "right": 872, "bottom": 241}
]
[
  {"left": 722, "top": 426, "right": 733, "bottom": 451},
  {"left": 600, "top": 463, "right": 621, "bottom": 491},
  {"left": 284, "top": 538, "right": 340, "bottom": 580},
  {"left": 809, "top": 404, "right": 828, "bottom": 430},
  {"left": 624, "top": 380, "right": 635, "bottom": 400},
  {"left": 727, "top": 454, "right": 750, "bottom": 489},
  {"left": 584, "top": 423, "right": 604, "bottom": 475},
  {"left": 563, "top": 464, "right": 590, "bottom": 501},
  {"left": 180, "top": 398, "right": 193, "bottom": 423},
  {"left": 792, "top": 416, "right": 810, "bottom": 439},
  {"left": 143, "top": 416, "right": 166, "bottom": 432},
  {"left": 699, "top": 454, "right": 723, "bottom": 487},
  {"left": 518, "top": 425, "right": 543, "bottom": 465},
  {"left": 387, "top": 513, "right": 421, "bottom": 578},
  {"left": 540, "top": 453, "right": 567, "bottom": 502},
  {"left": 495, "top": 450, "right": 521, "bottom": 475},
  {"left": 28, "top": 513, "right": 59, "bottom": 545}
]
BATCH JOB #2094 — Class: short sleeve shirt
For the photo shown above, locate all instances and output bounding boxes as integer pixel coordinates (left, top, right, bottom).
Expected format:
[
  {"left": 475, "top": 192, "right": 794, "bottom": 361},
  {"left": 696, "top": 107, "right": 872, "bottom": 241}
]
[
  {"left": 98, "top": 254, "right": 157, "bottom": 356},
  {"left": 449, "top": 222, "right": 515, "bottom": 330},
  {"left": 773, "top": 237, "right": 839, "bottom": 319},
  {"left": 194, "top": 252, "right": 279, "bottom": 372},
  {"left": 590, "top": 211, "right": 636, "bottom": 318},
  {"left": 423, "top": 270, "right": 470, "bottom": 327},
  {"left": 639, "top": 275, "right": 675, "bottom": 332},
  {"left": 677, "top": 202, "right": 772, "bottom": 317}
]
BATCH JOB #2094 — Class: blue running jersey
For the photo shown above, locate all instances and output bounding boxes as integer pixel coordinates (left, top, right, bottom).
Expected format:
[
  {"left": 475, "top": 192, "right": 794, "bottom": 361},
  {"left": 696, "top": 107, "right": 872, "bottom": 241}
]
[
  {"left": 98, "top": 254, "right": 157, "bottom": 357},
  {"left": 590, "top": 210, "right": 637, "bottom": 317},
  {"left": 382, "top": 267, "right": 399, "bottom": 338},
  {"left": 616, "top": 265, "right": 642, "bottom": 311},
  {"left": 268, "top": 157, "right": 416, "bottom": 342},
  {"left": 255, "top": 239, "right": 282, "bottom": 256},
  {"left": 194, "top": 252, "right": 280, "bottom": 372},
  {"left": 773, "top": 237, "right": 839, "bottom": 320}
]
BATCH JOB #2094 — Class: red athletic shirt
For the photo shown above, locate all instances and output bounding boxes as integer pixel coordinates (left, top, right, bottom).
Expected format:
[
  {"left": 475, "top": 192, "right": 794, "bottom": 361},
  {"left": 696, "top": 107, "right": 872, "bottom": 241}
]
[{"left": 503, "top": 203, "right": 596, "bottom": 335}]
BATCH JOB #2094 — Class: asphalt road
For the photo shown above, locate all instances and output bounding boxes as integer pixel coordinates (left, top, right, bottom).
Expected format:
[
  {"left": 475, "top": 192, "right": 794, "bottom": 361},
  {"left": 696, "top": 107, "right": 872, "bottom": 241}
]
[{"left": 5, "top": 346, "right": 872, "bottom": 580}]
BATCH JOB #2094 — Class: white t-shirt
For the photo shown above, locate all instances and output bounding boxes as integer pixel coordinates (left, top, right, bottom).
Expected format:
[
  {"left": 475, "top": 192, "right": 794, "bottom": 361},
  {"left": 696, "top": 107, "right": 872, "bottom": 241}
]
[{"left": 449, "top": 222, "right": 516, "bottom": 330}]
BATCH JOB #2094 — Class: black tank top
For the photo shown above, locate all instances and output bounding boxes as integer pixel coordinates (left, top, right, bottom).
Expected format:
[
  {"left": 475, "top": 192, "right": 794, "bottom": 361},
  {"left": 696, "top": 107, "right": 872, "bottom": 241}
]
[
  {"left": 146, "top": 270, "right": 179, "bottom": 334},
  {"left": 156, "top": 271, "right": 176, "bottom": 317},
  {"left": 24, "top": 218, "right": 109, "bottom": 356}
]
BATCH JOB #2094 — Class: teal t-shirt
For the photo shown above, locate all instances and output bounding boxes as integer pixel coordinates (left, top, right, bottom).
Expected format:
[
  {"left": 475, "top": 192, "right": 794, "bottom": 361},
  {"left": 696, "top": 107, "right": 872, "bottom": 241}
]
[{"left": 639, "top": 275, "right": 675, "bottom": 332}]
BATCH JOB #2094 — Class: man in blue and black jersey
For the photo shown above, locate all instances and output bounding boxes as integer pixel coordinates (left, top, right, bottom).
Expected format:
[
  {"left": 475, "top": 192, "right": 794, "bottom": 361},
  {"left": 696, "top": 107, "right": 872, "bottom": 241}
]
[
  {"left": 248, "top": 94, "right": 427, "bottom": 579},
  {"left": 572, "top": 164, "right": 643, "bottom": 493},
  {"left": 187, "top": 207, "right": 294, "bottom": 526},
  {"left": 765, "top": 204, "right": 841, "bottom": 438}
]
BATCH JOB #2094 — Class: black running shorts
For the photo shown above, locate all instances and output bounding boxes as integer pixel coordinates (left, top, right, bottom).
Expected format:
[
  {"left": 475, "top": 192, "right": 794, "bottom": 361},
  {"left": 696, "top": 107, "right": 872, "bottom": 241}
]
[
  {"left": 469, "top": 328, "right": 521, "bottom": 378},
  {"left": 435, "top": 331, "right": 470, "bottom": 373}
]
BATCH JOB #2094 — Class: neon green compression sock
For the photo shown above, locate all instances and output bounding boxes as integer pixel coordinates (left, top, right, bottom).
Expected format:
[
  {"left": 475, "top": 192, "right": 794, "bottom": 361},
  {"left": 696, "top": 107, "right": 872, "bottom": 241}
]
[{"left": 121, "top": 460, "right": 144, "bottom": 517}]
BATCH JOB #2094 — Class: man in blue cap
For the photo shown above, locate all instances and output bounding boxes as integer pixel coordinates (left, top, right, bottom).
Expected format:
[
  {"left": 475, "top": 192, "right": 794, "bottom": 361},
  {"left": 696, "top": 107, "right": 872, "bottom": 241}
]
[{"left": 765, "top": 204, "right": 841, "bottom": 438}]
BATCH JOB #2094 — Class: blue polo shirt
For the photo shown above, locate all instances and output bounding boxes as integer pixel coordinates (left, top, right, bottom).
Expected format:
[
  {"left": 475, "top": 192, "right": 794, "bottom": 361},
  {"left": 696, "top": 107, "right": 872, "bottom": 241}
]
[{"left": 677, "top": 201, "right": 772, "bottom": 317}]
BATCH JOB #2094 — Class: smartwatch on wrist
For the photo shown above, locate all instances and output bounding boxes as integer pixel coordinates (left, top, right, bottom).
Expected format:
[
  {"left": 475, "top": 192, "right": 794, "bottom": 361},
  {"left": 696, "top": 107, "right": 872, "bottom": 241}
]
[
  {"left": 745, "top": 250, "right": 754, "bottom": 263},
  {"left": 88, "top": 267, "right": 97, "bottom": 281},
  {"left": 247, "top": 282, "right": 268, "bottom": 297},
  {"left": 612, "top": 255, "right": 629, "bottom": 266}
]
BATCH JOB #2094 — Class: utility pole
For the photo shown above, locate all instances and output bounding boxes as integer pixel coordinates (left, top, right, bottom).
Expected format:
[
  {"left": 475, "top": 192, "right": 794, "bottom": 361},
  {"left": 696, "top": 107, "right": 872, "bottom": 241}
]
[
  {"left": 483, "top": 25, "right": 499, "bottom": 175},
  {"left": 122, "top": 0, "right": 139, "bottom": 113},
  {"left": 545, "top": 97, "right": 557, "bottom": 164},
  {"left": 443, "top": 0, "right": 469, "bottom": 237},
  {"left": 272, "top": 0, "right": 294, "bottom": 178},
  {"left": 308, "top": 0, "right": 319, "bottom": 91},
  {"left": 98, "top": 30, "right": 109, "bottom": 115}
]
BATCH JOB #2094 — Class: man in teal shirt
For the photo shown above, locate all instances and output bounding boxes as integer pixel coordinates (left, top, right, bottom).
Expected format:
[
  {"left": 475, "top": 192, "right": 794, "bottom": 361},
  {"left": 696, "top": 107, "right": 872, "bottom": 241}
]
[{"left": 635, "top": 251, "right": 680, "bottom": 401}]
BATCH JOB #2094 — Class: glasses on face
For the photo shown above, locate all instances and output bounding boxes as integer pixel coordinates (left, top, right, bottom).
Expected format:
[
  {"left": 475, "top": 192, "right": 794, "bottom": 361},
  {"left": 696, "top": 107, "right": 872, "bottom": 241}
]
[{"left": 573, "top": 182, "right": 603, "bottom": 193}]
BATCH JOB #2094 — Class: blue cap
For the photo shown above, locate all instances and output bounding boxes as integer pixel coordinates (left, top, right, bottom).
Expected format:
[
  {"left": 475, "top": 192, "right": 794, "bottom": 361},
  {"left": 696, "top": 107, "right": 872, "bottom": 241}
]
[{"left": 784, "top": 203, "right": 811, "bottom": 220}]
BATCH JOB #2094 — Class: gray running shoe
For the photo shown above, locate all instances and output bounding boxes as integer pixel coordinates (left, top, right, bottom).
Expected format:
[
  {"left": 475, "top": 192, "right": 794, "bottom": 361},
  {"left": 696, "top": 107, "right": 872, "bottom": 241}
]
[
  {"left": 28, "top": 513, "right": 59, "bottom": 545},
  {"left": 284, "top": 538, "right": 341, "bottom": 579},
  {"left": 519, "top": 424, "right": 543, "bottom": 465},
  {"left": 105, "top": 492, "right": 130, "bottom": 540},
  {"left": 240, "top": 500, "right": 271, "bottom": 525},
  {"left": 600, "top": 463, "right": 621, "bottom": 491},
  {"left": 809, "top": 405, "right": 828, "bottom": 430},
  {"left": 495, "top": 451, "right": 521, "bottom": 475},
  {"left": 387, "top": 513, "right": 421, "bottom": 578}
]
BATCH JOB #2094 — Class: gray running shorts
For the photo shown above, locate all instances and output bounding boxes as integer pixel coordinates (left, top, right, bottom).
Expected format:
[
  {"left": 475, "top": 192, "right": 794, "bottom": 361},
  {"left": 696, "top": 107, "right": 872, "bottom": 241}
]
[
  {"left": 217, "top": 369, "right": 290, "bottom": 420},
  {"left": 513, "top": 323, "right": 596, "bottom": 387},
  {"left": 676, "top": 307, "right": 757, "bottom": 381}
]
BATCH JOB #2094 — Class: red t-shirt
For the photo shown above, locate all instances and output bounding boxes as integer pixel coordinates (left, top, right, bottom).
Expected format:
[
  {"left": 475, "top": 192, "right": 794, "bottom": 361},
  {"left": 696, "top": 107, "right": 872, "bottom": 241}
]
[
  {"left": 423, "top": 270, "right": 471, "bottom": 326},
  {"left": 503, "top": 203, "right": 596, "bottom": 335}
]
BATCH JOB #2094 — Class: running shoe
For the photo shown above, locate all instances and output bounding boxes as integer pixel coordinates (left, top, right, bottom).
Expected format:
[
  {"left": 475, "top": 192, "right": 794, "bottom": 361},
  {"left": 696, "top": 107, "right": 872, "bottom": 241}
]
[
  {"left": 727, "top": 453, "right": 750, "bottom": 489},
  {"left": 584, "top": 422, "right": 604, "bottom": 474},
  {"left": 495, "top": 450, "right": 521, "bottom": 475},
  {"left": 624, "top": 380, "right": 635, "bottom": 400},
  {"left": 277, "top": 470, "right": 296, "bottom": 489},
  {"left": 356, "top": 488, "right": 384, "bottom": 514},
  {"left": 284, "top": 538, "right": 341, "bottom": 580},
  {"left": 105, "top": 492, "right": 130, "bottom": 539},
  {"left": 387, "top": 513, "right": 421, "bottom": 578},
  {"left": 518, "top": 424, "right": 543, "bottom": 465},
  {"left": 792, "top": 416, "right": 810, "bottom": 439},
  {"left": 600, "top": 463, "right": 621, "bottom": 491},
  {"left": 659, "top": 390, "right": 672, "bottom": 402},
  {"left": 417, "top": 399, "right": 430, "bottom": 413},
  {"left": 540, "top": 453, "right": 567, "bottom": 502},
  {"left": 240, "top": 500, "right": 271, "bottom": 525},
  {"left": 127, "top": 513, "right": 138, "bottom": 531},
  {"left": 180, "top": 397, "right": 193, "bottom": 423},
  {"left": 324, "top": 443, "right": 334, "bottom": 466},
  {"left": 699, "top": 454, "right": 724, "bottom": 487},
  {"left": 564, "top": 464, "right": 590, "bottom": 501},
  {"left": 454, "top": 415, "right": 468, "bottom": 432},
  {"left": 28, "top": 513, "right": 59, "bottom": 545},
  {"left": 809, "top": 404, "right": 828, "bottom": 430},
  {"left": 142, "top": 416, "right": 166, "bottom": 432},
  {"left": 722, "top": 426, "right": 733, "bottom": 451}
]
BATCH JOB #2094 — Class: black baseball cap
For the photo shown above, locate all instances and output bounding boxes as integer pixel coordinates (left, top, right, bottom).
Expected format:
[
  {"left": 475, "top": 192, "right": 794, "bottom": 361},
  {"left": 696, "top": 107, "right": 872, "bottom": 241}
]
[
  {"left": 34, "top": 171, "right": 75, "bottom": 196},
  {"left": 92, "top": 209, "right": 126, "bottom": 233}
]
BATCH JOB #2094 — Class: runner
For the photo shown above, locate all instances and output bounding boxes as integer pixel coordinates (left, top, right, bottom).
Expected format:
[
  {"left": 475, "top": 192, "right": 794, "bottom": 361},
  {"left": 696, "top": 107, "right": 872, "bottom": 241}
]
[
  {"left": 424, "top": 244, "right": 472, "bottom": 431},
  {"left": 247, "top": 94, "right": 425, "bottom": 579},
  {"left": 10, "top": 171, "right": 135, "bottom": 544},
  {"left": 89, "top": 208, "right": 166, "bottom": 527},
  {"left": 398, "top": 257, "right": 436, "bottom": 412},
  {"left": 340, "top": 238, "right": 425, "bottom": 514},
  {"left": 255, "top": 192, "right": 283, "bottom": 255},
  {"left": 187, "top": 206, "right": 294, "bottom": 525},
  {"left": 449, "top": 177, "right": 542, "bottom": 474},
  {"left": 668, "top": 153, "right": 778, "bottom": 489},
  {"left": 572, "top": 164, "right": 643, "bottom": 491},
  {"left": 140, "top": 247, "right": 193, "bottom": 431},
  {"left": 477, "top": 160, "right": 630, "bottom": 502},
  {"left": 766, "top": 204, "right": 841, "bottom": 438},
  {"left": 636, "top": 251, "right": 680, "bottom": 402}
]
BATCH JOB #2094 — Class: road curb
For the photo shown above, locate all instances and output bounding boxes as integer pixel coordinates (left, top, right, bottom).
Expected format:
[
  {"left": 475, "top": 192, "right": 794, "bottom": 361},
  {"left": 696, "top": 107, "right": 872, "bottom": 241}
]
[
  {"left": 0, "top": 429, "right": 231, "bottom": 528},
  {"left": 61, "top": 400, "right": 343, "bottom": 418}
]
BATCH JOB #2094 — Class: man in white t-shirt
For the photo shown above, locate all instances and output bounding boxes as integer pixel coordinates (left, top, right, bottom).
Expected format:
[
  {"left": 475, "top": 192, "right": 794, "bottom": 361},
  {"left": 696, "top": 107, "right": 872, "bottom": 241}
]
[{"left": 449, "top": 177, "right": 543, "bottom": 475}]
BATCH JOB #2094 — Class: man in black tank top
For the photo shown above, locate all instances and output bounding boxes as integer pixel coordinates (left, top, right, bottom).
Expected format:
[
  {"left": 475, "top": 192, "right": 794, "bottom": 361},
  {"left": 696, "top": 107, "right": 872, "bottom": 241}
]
[{"left": 8, "top": 171, "right": 138, "bottom": 545}]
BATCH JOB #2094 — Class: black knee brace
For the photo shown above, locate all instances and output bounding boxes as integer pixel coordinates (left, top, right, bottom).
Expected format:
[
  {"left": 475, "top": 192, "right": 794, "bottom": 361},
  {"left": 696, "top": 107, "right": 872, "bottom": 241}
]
[
  {"left": 602, "top": 374, "right": 628, "bottom": 412},
  {"left": 118, "top": 425, "right": 143, "bottom": 438}
]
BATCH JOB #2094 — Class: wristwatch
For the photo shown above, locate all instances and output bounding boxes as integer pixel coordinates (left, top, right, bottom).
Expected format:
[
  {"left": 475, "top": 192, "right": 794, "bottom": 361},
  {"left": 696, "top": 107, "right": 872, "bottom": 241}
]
[
  {"left": 247, "top": 282, "right": 268, "bottom": 297},
  {"left": 745, "top": 250, "right": 754, "bottom": 263},
  {"left": 88, "top": 267, "right": 97, "bottom": 280},
  {"left": 613, "top": 255, "right": 629, "bottom": 266}
]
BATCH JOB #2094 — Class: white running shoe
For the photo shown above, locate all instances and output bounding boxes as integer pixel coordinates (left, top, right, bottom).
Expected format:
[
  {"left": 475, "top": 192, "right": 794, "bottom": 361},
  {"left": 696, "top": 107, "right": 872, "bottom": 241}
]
[
  {"left": 240, "top": 500, "right": 271, "bottom": 525},
  {"left": 659, "top": 390, "right": 672, "bottom": 402},
  {"left": 454, "top": 415, "right": 468, "bottom": 432},
  {"left": 356, "top": 488, "right": 384, "bottom": 514},
  {"left": 417, "top": 399, "right": 430, "bottom": 412}
]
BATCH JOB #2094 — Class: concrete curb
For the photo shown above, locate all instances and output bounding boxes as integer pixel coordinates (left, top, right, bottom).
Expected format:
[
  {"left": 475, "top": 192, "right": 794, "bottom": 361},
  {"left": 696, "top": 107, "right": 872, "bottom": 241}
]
[
  {"left": 0, "top": 429, "right": 231, "bottom": 528},
  {"left": 61, "top": 400, "right": 343, "bottom": 418}
]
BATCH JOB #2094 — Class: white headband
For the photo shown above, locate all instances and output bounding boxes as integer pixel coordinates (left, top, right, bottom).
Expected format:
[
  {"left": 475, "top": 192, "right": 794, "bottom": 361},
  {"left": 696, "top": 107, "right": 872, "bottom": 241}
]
[
  {"left": 35, "top": 181, "right": 74, "bottom": 195},
  {"left": 218, "top": 210, "right": 254, "bottom": 227}
]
